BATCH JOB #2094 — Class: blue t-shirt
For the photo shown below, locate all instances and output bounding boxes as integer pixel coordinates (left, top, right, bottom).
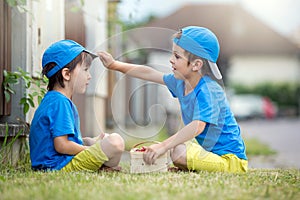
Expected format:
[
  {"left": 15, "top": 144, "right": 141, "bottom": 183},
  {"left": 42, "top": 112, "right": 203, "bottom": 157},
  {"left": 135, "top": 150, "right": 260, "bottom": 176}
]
[
  {"left": 29, "top": 91, "right": 83, "bottom": 170},
  {"left": 163, "top": 74, "right": 247, "bottom": 160}
]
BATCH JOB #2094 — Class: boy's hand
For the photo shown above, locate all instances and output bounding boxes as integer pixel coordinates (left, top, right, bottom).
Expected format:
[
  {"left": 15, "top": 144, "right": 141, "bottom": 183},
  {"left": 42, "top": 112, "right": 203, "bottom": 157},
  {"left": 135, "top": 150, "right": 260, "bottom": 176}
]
[
  {"left": 99, "top": 132, "right": 106, "bottom": 140},
  {"left": 96, "top": 132, "right": 107, "bottom": 141},
  {"left": 82, "top": 137, "right": 96, "bottom": 146},
  {"left": 83, "top": 133, "right": 106, "bottom": 146},
  {"left": 98, "top": 52, "right": 115, "bottom": 69},
  {"left": 143, "top": 143, "right": 167, "bottom": 165}
]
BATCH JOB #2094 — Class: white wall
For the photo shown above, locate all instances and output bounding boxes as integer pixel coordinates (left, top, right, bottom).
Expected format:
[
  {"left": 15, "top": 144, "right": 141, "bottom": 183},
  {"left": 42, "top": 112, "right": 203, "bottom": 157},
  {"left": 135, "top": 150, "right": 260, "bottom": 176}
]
[
  {"left": 26, "top": 0, "right": 65, "bottom": 122},
  {"left": 147, "top": 51, "right": 183, "bottom": 134},
  {"left": 28, "top": 0, "right": 65, "bottom": 74},
  {"left": 85, "top": 0, "right": 108, "bottom": 97},
  {"left": 147, "top": 51, "right": 180, "bottom": 116},
  {"left": 84, "top": 0, "right": 108, "bottom": 136},
  {"left": 228, "top": 55, "right": 300, "bottom": 85}
]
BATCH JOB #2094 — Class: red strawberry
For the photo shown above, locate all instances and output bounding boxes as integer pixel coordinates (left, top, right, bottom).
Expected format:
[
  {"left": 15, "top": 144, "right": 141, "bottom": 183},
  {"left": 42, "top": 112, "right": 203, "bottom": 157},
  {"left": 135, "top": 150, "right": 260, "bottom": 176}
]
[{"left": 135, "top": 146, "right": 146, "bottom": 152}]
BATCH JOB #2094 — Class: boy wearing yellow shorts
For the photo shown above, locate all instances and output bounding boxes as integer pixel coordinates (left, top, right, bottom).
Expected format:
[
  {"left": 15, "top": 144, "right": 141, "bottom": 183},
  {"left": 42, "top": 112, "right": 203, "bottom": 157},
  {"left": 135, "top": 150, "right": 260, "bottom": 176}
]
[
  {"left": 29, "top": 40, "right": 124, "bottom": 172},
  {"left": 99, "top": 26, "right": 247, "bottom": 173}
]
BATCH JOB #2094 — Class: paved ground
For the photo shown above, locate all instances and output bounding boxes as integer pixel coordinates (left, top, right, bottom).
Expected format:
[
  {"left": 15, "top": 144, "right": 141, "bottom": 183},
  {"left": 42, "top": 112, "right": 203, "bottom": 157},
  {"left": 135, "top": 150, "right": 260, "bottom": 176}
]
[{"left": 239, "top": 118, "right": 300, "bottom": 169}]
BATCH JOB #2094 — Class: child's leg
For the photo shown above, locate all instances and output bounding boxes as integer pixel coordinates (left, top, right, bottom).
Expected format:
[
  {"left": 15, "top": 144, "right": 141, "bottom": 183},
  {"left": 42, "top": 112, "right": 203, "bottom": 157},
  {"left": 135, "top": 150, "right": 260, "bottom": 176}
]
[
  {"left": 61, "top": 142, "right": 109, "bottom": 172},
  {"left": 185, "top": 140, "right": 247, "bottom": 172},
  {"left": 186, "top": 141, "right": 227, "bottom": 172},
  {"left": 99, "top": 133, "right": 125, "bottom": 168},
  {"left": 170, "top": 144, "right": 188, "bottom": 170},
  {"left": 61, "top": 133, "right": 124, "bottom": 172}
]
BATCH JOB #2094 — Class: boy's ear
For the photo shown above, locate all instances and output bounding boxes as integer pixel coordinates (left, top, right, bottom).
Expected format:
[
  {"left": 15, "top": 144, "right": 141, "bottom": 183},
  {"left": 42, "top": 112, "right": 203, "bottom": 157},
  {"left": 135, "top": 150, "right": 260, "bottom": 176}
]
[
  {"left": 61, "top": 68, "right": 71, "bottom": 81},
  {"left": 192, "top": 59, "right": 203, "bottom": 72}
]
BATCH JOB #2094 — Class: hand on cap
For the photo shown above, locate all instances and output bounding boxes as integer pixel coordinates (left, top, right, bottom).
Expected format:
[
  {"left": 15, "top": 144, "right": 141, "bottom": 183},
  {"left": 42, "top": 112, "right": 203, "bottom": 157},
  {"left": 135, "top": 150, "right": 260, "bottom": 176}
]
[{"left": 98, "top": 52, "right": 115, "bottom": 69}]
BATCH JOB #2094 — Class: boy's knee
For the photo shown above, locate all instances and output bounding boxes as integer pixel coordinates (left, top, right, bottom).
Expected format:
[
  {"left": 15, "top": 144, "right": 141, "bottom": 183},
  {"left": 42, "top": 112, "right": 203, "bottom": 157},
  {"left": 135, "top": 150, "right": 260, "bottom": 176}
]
[
  {"left": 107, "top": 133, "right": 125, "bottom": 153},
  {"left": 171, "top": 144, "right": 187, "bottom": 166}
]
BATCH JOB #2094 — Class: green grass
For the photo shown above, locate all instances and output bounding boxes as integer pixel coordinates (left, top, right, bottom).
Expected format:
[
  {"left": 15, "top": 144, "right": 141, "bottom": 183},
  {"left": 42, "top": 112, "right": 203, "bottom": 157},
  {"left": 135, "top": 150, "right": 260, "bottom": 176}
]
[
  {"left": 0, "top": 166, "right": 299, "bottom": 200},
  {"left": 121, "top": 127, "right": 169, "bottom": 151},
  {"left": 1, "top": 128, "right": 292, "bottom": 200},
  {"left": 245, "top": 138, "right": 277, "bottom": 156}
]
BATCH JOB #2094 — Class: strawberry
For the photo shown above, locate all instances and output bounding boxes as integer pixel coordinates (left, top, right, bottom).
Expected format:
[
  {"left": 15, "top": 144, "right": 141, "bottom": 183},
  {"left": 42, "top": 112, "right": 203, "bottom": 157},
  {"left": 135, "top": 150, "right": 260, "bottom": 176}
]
[{"left": 135, "top": 146, "right": 146, "bottom": 152}]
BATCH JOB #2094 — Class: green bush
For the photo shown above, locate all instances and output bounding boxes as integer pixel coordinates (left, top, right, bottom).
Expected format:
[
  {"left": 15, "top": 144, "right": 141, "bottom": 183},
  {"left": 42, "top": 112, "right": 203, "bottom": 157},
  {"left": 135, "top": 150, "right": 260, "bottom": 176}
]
[
  {"left": 245, "top": 138, "right": 276, "bottom": 156},
  {"left": 231, "top": 82, "right": 300, "bottom": 111}
]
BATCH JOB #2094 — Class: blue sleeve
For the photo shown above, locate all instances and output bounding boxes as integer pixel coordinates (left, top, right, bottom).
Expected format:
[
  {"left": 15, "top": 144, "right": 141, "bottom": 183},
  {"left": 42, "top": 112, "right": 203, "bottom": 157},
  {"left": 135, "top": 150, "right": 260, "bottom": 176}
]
[
  {"left": 163, "top": 74, "right": 178, "bottom": 97},
  {"left": 49, "top": 100, "right": 75, "bottom": 138}
]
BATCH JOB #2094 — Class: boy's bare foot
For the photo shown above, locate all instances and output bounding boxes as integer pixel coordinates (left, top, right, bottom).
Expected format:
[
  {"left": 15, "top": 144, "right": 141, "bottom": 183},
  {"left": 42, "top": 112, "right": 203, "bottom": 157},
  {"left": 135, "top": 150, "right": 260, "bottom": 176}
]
[
  {"left": 99, "top": 165, "right": 122, "bottom": 172},
  {"left": 168, "top": 166, "right": 184, "bottom": 172}
]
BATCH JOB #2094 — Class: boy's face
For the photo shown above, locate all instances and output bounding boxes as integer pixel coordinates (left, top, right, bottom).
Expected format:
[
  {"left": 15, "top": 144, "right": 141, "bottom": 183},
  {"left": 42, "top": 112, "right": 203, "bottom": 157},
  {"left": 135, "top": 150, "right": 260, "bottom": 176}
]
[
  {"left": 169, "top": 43, "right": 192, "bottom": 80},
  {"left": 70, "top": 61, "right": 92, "bottom": 94}
]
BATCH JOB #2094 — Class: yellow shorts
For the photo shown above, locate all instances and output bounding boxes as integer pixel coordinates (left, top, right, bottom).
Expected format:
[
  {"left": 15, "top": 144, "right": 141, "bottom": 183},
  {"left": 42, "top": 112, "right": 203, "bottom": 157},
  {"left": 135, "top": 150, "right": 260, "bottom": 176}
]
[
  {"left": 186, "top": 140, "right": 248, "bottom": 173},
  {"left": 61, "top": 142, "right": 108, "bottom": 172}
]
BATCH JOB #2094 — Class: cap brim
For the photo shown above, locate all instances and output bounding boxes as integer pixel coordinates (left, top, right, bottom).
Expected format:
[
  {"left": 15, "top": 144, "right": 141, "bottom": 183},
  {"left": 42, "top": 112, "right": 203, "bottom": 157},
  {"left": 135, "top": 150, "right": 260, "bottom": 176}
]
[
  {"left": 84, "top": 50, "right": 98, "bottom": 59},
  {"left": 208, "top": 61, "right": 222, "bottom": 80}
]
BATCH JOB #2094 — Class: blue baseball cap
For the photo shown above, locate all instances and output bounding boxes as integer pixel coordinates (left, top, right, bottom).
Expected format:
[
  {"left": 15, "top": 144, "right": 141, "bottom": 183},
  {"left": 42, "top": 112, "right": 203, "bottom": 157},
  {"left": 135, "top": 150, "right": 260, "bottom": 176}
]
[
  {"left": 173, "top": 26, "right": 222, "bottom": 79},
  {"left": 42, "top": 40, "right": 98, "bottom": 78}
]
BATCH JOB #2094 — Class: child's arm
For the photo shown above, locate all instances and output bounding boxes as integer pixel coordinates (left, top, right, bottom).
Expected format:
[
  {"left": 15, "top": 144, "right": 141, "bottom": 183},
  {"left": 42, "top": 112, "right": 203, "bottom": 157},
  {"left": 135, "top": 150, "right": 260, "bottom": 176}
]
[
  {"left": 163, "top": 120, "right": 206, "bottom": 150},
  {"left": 98, "top": 51, "right": 165, "bottom": 85},
  {"left": 54, "top": 136, "right": 87, "bottom": 155},
  {"left": 143, "top": 120, "right": 206, "bottom": 164}
]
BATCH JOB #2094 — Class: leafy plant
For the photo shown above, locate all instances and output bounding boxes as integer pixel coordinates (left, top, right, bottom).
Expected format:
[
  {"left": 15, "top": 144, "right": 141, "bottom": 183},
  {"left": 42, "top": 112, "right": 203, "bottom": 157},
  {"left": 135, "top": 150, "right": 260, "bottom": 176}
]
[
  {"left": 0, "top": 123, "right": 29, "bottom": 168},
  {"left": 70, "top": 0, "right": 85, "bottom": 13},
  {"left": 3, "top": 67, "right": 48, "bottom": 115},
  {"left": 5, "top": 0, "right": 28, "bottom": 13}
]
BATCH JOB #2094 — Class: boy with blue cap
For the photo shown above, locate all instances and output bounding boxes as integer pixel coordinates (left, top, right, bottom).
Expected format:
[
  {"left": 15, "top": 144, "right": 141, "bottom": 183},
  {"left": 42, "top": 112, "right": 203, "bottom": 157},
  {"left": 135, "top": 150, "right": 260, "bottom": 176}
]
[
  {"left": 30, "top": 40, "right": 124, "bottom": 172},
  {"left": 99, "top": 26, "right": 248, "bottom": 172}
]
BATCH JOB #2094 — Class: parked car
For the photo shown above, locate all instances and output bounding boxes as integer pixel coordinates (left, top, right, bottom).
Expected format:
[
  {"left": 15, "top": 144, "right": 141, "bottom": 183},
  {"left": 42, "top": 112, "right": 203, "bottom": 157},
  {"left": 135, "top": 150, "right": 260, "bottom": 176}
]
[{"left": 229, "top": 94, "right": 277, "bottom": 120}]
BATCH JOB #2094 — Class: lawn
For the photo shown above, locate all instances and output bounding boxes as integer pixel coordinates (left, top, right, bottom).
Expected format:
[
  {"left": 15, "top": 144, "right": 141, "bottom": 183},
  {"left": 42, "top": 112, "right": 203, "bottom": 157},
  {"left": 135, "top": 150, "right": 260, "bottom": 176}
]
[
  {"left": 244, "top": 137, "right": 277, "bottom": 156},
  {"left": 0, "top": 134, "right": 299, "bottom": 200},
  {"left": 0, "top": 166, "right": 299, "bottom": 200}
]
